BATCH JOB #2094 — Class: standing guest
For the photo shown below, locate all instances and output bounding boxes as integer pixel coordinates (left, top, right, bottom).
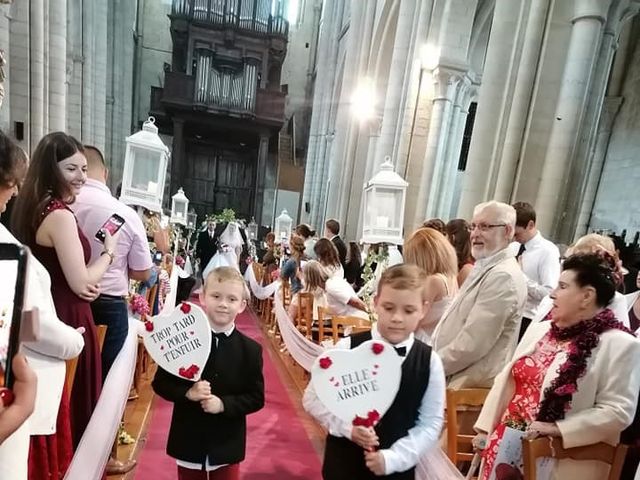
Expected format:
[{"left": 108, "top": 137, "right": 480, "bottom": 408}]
[
  {"left": 314, "top": 238, "right": 344, "bottom": 279},
  {"left": 12, "top": 132, "right": 121, "bottom": 447},
  {"left": 304, "top": 264, "right": 445, "bottom": 479},
  {"left": 445, "top": 219, "right": 474, "bottom": 286},
  {"left": 512, "top": 201, "right": 560, "bottom": 340},
  {"left": 281, "top": 234, "right": 306, "bottom": 296},
  {"left": 71, "top": 145, "right": 152, "bottom": 381},
  {"left": 404, "top": 227, "right": 459, "bottom": 344},
  {"left": 260, "top": 232, "right": 278, "bottom": 282},
  {"left": 324, "top": 219, "right": 347, "bottom": 270},
  {"left": 296, "top": 224, "right": 317, "bottom": 260},
  {"left": 152, "top": 267, "right": 264, "bottom": 480},
  {"left": 0, "top": 130, "right": 83, "bottom": 480},
  {"left": 474, "top": 253, "right": 640, "bottom": 480},
  {"left": 422, "top": 218, "right": 446, "bottom": 235},
  {"left": 196, "top": 220, "right": 218, "bottom": 278},
  {"left": 344, "top": 241, "right": 363, "bottom": 289},
  {"left": 433, "top": 201, "right": 526, "bottom": 389}
]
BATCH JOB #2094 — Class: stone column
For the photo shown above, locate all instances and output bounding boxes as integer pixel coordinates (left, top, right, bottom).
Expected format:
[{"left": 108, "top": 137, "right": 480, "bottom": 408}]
[
  {"left": 436, "top": 77, "right": 474, "bottom": 217},
  {"left": 535, "top": 0, "right": 609, "bottom": 234},
  {"left": 368, "top": 0, "right": 418, "bottom": 176},
  {"left": 81, "top": 0, "right": 94, "bottom": 143},
  {"left": 254, "top": 133, "right": 270, "bottom": 223},
  {"left": 92, "top": 0, "right": 108, "bottom": 151},
  {"left": 493, "top": 0, "right": 551, "bottom": 202},
  {"left": 574, "top": 96, "right": 622, "bottom": 237},
  {"left": 30, "top": 0, "right": 45, "bottom": 151},
  {"left": 48, "top": 0, "right": 67, "bottom": 131},
  {"left": 8, "top": 0, "right": 29, "bottom": 149},
  {"left": 413, "top": 66, "right": 461, "bottom": 225},
  {"left": 0, "top": 4, "right": 10, "bottom": 129}
]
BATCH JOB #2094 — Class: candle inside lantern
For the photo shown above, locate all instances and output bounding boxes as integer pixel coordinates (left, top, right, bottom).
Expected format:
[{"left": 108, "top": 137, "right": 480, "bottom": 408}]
[
  {"left": 376, "top": 216, "right": 389, "bottom": 228},
  {"left": 148, "top": 181, "right": 157, "bottom": 194}
]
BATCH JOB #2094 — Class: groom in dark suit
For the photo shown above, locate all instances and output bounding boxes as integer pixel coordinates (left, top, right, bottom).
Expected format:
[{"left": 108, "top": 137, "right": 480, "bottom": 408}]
[
  {"left": 196, "top": 220, "right": 219, "bottom": 276},
  {"left": 324, "top": 218, "right": 347, "bottom": 270}
]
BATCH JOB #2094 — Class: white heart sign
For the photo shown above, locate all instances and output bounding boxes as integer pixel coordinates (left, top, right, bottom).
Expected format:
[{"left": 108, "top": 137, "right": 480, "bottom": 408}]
[
  {"left": 311, "top": 339, "right": 403, "bottom": 425},
  {"left": 142, "top": 302, "right": 212, "bottom": 382}
]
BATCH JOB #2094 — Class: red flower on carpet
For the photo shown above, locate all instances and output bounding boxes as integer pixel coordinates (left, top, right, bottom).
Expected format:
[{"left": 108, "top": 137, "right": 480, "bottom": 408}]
[
  {"left": 178, "top": 364, "right": 200, "bottom": 379},
  {"left": 180, "top": 302, "right": 191, "bottom": 314},
  {"left": 371, "top": 343, "right": 384, "bottom": 355},
  {"left": 318, "top": 356, "right": 332, "bottom": 369},
  {"left": 144, "top": 321, "right": 154, "bottom": 332}
]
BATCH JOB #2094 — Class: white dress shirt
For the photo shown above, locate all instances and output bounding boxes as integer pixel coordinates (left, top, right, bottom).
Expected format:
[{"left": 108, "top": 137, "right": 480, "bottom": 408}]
[
  {"left": 519, "top": 232, "right": 560, "bottom": 319},
  {"left": 303, "top": 327, "right": 445, "bottom": 475}
]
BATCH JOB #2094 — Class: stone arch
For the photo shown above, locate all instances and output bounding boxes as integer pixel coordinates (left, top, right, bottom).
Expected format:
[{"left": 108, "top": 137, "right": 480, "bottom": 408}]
[{"left": 369, "top": 0, "right": 399, "bottom": 103}]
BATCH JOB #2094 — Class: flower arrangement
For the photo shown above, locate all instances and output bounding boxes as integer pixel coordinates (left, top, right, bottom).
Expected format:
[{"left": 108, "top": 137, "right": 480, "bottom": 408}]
[
  {"left": 130, "top": 293, "right": 150, "bottom": 317},
  {"left": 176, "top": 255, "right": 185, "bottom": 268},
  {"left": 204, "top": 208, "right": 238, "bottom": 226},
  {"left": 360, "top": 245, "right": 390, "bottom": 322}
]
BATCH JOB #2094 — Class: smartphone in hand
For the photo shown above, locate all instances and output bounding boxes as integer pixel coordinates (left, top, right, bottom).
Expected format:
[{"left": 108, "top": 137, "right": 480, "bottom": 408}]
[
  {"left": 95, "top": 213, "right": 125, "bottom": 243},
  {"left": 0, "top": 243, "right": 29, "bottom": 389}
]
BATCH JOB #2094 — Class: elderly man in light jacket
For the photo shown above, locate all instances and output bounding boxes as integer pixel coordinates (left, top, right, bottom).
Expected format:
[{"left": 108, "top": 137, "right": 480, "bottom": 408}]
[{"left": 433, "top": 201, "right": 527, "bottom": 389}]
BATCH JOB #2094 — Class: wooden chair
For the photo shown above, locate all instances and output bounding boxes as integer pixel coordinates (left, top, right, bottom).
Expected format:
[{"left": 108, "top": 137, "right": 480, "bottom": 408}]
[
  {"left": 316, "top": 307, "right": 334, "bottom": 344},
  {"left": 296, "top": 292, "right": 314, "bottom": 339},
  {"left": 446, "top": 388, "right": 490, "bottom": 465},
  {"left": 522, "top": 437, "right": 628, "bottom": 480},
  {"left": 65, "top": 325, "right": 108, "bottom": 398},
  {"left": 281, "top": 279, "right": 291, "bottom": 308},
  {"left": 330, "top": 315, "right": 370, "bottom": 344}
]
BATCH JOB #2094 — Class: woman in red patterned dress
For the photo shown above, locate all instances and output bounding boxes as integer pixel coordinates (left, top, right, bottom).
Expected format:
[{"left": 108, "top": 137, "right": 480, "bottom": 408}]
[
  {"left": 474, "top": 253, "right": 640, "bottom": 480},
  {"left": 12, "top": 132, "right": 120, "bottom": 478}
]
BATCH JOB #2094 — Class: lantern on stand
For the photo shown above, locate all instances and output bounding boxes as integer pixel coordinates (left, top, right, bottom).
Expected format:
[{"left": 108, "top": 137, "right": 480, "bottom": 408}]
[
  {"left": 247, "top": 217, "right": 258, "bottom": 260},
  {"left": 361, "top": 156, "right": 408, "bottom": 245},
  {"left": 170, "top": 188, "right": 189, "bottom": 258},
  {"left": 186, "top": 210, "right": 198, "bottom": 252},
  {"left": 170, "top": 188, "right": 189, "bottom": 226},
  {"left": 274, "top": 209, "right": 293, "bottom": 244},
  {"left": 119, "top": 117, "right": 169, "bottom": 213}
]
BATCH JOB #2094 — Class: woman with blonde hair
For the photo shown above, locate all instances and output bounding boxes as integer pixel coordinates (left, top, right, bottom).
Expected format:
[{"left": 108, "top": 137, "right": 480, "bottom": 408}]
[
  {"left": 313, "top": 238, "right": 344, "bottom": 279},
  {"left": 404, "top": 227, "right": 459, "bottom": 343}
]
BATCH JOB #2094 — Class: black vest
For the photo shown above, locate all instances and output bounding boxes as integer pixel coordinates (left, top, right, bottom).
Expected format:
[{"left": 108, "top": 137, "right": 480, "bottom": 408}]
[{"left": 322, "top": 332, "right": 432, "bottom": 480}]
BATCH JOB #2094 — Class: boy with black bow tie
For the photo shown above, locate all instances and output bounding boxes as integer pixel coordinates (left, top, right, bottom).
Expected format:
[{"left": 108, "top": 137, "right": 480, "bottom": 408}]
[
  {"left": 303, "top": 264, "right": 446, "bottom": 479},
  {"left": 152, "top": 267, "right": 264, "bottom": 480}
]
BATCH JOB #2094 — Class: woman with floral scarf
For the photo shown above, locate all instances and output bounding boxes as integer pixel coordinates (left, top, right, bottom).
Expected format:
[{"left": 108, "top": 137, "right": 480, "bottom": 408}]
[{"left": 473, "top": 252, "right": 640, "bottom": 479}]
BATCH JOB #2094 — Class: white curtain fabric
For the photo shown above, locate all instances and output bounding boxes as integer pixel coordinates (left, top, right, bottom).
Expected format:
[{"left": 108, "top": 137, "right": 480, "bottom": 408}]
[
  {"left": 64, "top": 317, "right": 139, "bottom": 480},
  {"left": 243, "top": 263, "right": 281, "bottom": 300},
  {"left": 159, "top": 263, "right": 180, "bottom": 316}
]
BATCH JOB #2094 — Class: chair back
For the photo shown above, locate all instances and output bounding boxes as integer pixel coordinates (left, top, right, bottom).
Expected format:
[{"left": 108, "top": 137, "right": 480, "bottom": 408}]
[
  {"left": 316, "top": 307, "right": 332, "bottom": 343},
  {"left": 446, "top": 388, "right": 490, "bottom": 464},
  {"left": 252, "top": 262, "right": 265, "bottom": 284},
  {"left": 331, "top": 315, "right": 370, "bottom": 344},
  {"left": 522, "top": 437, "right": 628, "bottom": 480},
  {"left": 96, "top": 325, "right": 108, "bottom": 352},
  {"left": 281, "top": 279, "right": 291, "bottom": 308},
  {"left": 297, "top": 292, "right": 314, "bottom": 338}
]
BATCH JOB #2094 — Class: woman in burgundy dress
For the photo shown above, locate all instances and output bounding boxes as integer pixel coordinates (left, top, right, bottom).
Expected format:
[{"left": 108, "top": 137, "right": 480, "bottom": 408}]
[{"left": 12, "top": 133, "right": 120, "bottom": 460}]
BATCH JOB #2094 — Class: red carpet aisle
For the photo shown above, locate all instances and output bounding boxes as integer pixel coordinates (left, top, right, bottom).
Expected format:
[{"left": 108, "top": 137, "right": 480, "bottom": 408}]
[{"left": 134, "top": 308, "right": 322, "bottom": 480}]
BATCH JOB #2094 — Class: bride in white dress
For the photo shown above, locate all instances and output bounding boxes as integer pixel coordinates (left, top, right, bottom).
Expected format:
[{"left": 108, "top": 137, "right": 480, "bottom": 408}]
[{"left": 202, "top": 221, "right": 245, "bottom": 277}]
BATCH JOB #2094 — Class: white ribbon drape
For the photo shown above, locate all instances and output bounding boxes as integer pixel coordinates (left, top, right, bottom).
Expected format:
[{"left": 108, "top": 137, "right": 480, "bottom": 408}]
[
  {"left": 243, "top": 264, "right": 281, "bottom": 300},
  {"left": 64, "top": 317, "right": 139, "bottom": 480},
  {"left": 160, "top": 263, "right": 181, "bottom": 316}
]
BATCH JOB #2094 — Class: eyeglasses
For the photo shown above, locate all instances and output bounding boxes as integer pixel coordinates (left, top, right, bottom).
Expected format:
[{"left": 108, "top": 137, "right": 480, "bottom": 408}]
[{"left": 468, "top": 223, "right": 507, "bottom": 232}]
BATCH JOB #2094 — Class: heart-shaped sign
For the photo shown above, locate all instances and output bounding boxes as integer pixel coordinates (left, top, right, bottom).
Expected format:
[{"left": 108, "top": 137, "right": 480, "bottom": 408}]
[
  {"left": 311, "top": 339, "right": 402, "bottom": 426},
  {"left": 142, "top": 302, "right": 211, "bottom": 382}
]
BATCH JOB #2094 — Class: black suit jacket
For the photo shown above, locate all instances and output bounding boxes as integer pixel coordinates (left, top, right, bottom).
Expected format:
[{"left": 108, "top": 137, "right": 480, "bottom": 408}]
[
  {"left": 152, "top": 329, "right": 264, "bottom": 465},
  {"left": 196, "top": 229, "right": 218, "bottom": 269},
  {"left": 331, "top": 235, "right": 347, "bottom": 270}
]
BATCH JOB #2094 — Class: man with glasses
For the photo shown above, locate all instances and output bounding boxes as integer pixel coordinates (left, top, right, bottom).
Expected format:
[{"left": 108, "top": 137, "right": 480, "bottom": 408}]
[{"left": 433, "top": 201, "right": 527, "bottom": 390}]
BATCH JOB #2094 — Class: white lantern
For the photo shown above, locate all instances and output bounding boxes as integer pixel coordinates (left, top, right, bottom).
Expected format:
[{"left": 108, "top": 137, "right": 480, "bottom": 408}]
[
  {"left": 274, "top": 209, "right": 293, "bottom": 243},
  {"left": 361, "top": 156, "right": 408, "bottom": 245},
  {"left": 247, "top": 217, "right": 258, "bottom": 240},
  {"left": 187, "top": 211, "right": 198, "bottom": 230},
  {"left": 119, "top": 117, "right": 169, "bottom": 212},
  {"left": 170, "top": 188, "right": 189, "bottom": 226}
]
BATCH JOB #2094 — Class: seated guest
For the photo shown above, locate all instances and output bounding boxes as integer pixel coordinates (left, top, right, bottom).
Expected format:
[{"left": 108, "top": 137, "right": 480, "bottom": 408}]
[
  {"left": 296, "top": 224, "right": 317, "bottom": 260},
  {"left": 627, "top": 270, "right": 640, "bottom": 332},
  {"left": 260, "top": 232, "right": 278, "bottom": 283},
  {"left": 288, "top": 260, "right": 329, "bottom": 322},
  {"left": 344, "top": 241, "right": 363, "bottom": 289},
  {"left": 422, "top": 218, "right": 446, "bottom": 234},
  {"left": 445, "top": 218, "right": 475, "bottom": 286},
  {"left": 527, "top": 233, "right": 630, "bottom": 330},
  {"left": 433, "top": 201, "right": 527, "bottom": 389},
  {"left": 304, "top": 261, "right": 368, "bottom": 320},
  {"left": 474, "top": 252, "right": 640, "bottom": 480},
  {"left": 314, "top": 238, "right": 344, "bottom": 279},
  {"left": 280, "top": 234, "right": 306, "bottom": 295},
  {"left": 404, "top": 227, "right": 459, "bottom": 344}
]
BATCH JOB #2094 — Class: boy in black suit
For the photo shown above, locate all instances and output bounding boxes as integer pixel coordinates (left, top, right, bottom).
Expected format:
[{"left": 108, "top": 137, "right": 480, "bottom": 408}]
[
  {"left": 303, "top": 264, "right": 446, "bottom": 479},
  {"left": 152, "top": 267, "right": 264, "bottom": 480}
]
